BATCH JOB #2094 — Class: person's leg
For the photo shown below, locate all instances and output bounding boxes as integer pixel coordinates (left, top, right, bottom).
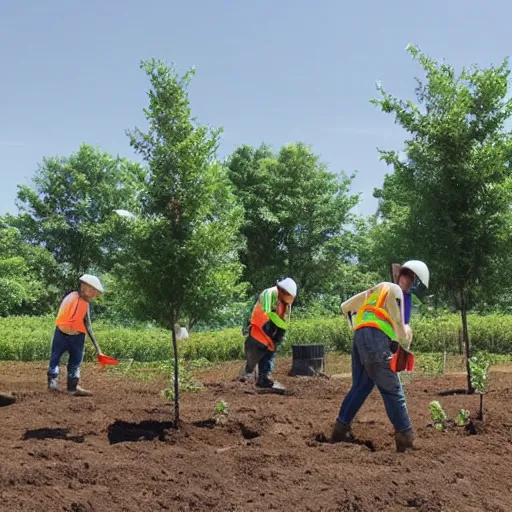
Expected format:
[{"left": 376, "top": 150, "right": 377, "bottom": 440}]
[
  {"left": 256, "top": 348, "right": 275, "bottom": 387},
  {"left": 362, "top": 329, "right": 414, "bottom": 452},
  {"left": 244, "top": 336, "right": 266, "bottom": 372},
  {"left": 66, "top": 334, "right": 90, "bottom": 396},
  {"left": 47, "top": 328, "right": 68, "bottom": 390},
  {"left": 256, "top": 334, "right": 288, "bottom": 387},
  {"left": 374, "top": 367, "right": 414, "bottom": 452},
  {"left": 240, "top": 335, "right": 267, "bottom": 380},
  {"left": 372, "top": 362, "right": 414, "bottom": 452},
  {"left": 267, "top": 337, "right": 284, "bottom": 375},
  {"left": 332, "top": 330, "right": 375, "bottom": 441},
  {"left": 372, "top": 365, "right": 411, "bottom": 432}
]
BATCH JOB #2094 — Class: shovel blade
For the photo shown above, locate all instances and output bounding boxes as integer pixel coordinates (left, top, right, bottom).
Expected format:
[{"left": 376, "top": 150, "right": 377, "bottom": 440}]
[{"left": 98, "top": 354, "right": 119, "bottom": 367}]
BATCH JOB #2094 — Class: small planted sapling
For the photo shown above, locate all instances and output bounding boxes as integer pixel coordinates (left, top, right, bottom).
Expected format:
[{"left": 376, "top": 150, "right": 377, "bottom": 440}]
[
  {"left": 429, "top": 400, "right": 448, "bottom": 432},
  {"left": 213, "top": 399, "right": 229, "bottom": 425},
  {"left": 469, "top": 352, "right": 491, "bottom": 421},
  {"left": 456, "top": 409, "right": 470, "bottom": 426}
]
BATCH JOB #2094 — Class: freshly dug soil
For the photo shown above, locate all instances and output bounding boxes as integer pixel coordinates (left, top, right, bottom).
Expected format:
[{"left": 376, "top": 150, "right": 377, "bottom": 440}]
[{"left": 1, "top": 360, "right": 512, "bottom": 511}]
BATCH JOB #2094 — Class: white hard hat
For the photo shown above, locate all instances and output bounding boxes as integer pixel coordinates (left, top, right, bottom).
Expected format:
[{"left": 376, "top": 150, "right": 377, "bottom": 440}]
[
  {"left": 113, "top": 209, "right": 137, "bottom": 219},
  {"left": 276, "top": 277, "right": 297, "bottom": 298},
  {"left": 79, "top": 274, "right": 105, "bottom": 293},
  {"left": 401, "top": 260, "right": 429, "bottom": 288}
]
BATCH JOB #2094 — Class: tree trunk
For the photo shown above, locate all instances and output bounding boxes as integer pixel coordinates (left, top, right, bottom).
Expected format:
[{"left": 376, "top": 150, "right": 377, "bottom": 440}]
[
  {"left": 171, "top": 313, "right": 180, "bottom": 427},
  {"left": 460, "top": 305, "right": 474, "bottom": 394},
  {"left": 478, "top": 393, "right": 484, "bottom": 421}
]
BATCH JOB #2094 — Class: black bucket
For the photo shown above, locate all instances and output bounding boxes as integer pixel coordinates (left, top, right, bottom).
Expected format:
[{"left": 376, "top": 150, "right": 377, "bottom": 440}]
[{"left": 289, "top": 344, "right": 325, "bottom": 376}]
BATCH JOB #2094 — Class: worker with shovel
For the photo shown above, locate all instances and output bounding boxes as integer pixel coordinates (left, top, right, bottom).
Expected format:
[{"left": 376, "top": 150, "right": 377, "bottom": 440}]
[
  {"left": 331, "top": 260, "right": 429, "bottom": 452},
  {"left": 241, "top": 277, "right": 297, "bottom": 392},
  {"left": 47, "top": 274, "right": 105, "bottom": 397}
]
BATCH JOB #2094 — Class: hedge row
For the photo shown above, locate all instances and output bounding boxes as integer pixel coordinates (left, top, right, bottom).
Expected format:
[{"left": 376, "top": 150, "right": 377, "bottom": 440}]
[{"left": 0, "top": 314, "right": 510, "bottom": 363}]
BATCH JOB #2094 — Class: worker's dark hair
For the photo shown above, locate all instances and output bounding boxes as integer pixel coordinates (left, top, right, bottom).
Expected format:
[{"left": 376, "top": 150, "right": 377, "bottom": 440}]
[{"left": 399, "top": 268, "right": 415, "bottom": 280}]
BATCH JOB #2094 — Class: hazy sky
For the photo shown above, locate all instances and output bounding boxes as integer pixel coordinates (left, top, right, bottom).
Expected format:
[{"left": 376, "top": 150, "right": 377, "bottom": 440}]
[{"left": 1, "top": 0, "right": 510, "bottom": 216}]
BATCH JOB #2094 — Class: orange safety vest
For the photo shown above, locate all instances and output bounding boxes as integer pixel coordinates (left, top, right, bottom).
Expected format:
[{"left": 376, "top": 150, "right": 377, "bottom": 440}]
[
  {"left": 55, "top": 292, "right": 89, "bottom": 334},
  {"left": 353, "top": 285, "right": 414, "bottom": 372},
  {"left": 353, "top": 285, "right": 397, "bottom": 340},
  {"left": 250, "top": 302, "right": 277, "bottom": 351},
  {"left": 249, "top": 287, "right": 291, "bottom": 352}
]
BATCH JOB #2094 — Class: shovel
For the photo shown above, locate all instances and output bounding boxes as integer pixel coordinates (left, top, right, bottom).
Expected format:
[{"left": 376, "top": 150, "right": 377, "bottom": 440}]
[{"left": 97, "top": 354, "right": 119, "bottom": 368}]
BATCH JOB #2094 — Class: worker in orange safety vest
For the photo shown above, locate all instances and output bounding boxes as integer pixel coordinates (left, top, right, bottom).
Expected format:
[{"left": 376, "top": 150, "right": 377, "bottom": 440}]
[
  {"left": 330, "top": 260, "right": 430, "bottom": 452},
  {"left": 241, "top": 278, "right": 297, "bottom": 392},
  {"left": 47, "top": 274, "right": 105, "bottom": 396}
]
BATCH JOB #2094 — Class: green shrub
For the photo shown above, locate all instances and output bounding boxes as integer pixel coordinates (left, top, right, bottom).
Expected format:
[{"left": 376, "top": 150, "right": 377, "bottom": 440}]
[{"left": 1, "top": 313, "right": 512, "bottom": 363}]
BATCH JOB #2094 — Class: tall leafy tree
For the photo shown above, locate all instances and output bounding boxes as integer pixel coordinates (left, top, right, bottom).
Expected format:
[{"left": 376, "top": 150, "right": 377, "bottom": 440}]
[
  {"left": 10, "top": 144, "right": 145, "bottom": 287},
  {"left": 0, "top": 221, "right": 62, "bottom": 316},
  {"left": 118, "top": 59, "right": 244, "bottom": 424},
  {"left": 226, "top": 143, "right": 359, "bottom": 301},
  {"left": 372, "top": 45, "right": 512, "bottom": 392}
]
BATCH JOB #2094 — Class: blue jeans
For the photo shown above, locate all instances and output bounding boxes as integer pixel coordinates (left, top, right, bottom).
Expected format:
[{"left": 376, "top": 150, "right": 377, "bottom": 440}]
[
  {"left": 48, "top": 328, "right": 86, "bottom": 379},
  {"left": 258, "top": 338, "right": 282, "bottom": 379},
  {"left": 337, "top": 327, "right": 412, "bottom": 432}
]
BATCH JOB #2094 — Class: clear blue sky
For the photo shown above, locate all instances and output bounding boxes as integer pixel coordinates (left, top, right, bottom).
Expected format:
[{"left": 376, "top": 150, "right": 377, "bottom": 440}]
[{"left": 1, "top": 0, "right": 510, "bottom": 216}]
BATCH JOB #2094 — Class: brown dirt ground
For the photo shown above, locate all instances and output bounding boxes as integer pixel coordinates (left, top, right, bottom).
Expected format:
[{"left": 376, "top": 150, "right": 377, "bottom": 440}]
[{"left": 1, "top": 358, "right": 512, "bottom": 512}]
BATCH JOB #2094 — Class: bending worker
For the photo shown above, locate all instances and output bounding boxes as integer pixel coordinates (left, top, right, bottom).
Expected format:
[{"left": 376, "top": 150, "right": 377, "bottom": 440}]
[
  {"left": 241, "top": 277, "right": 297, "bottom": 391},
  {"left": 331, "top": 260, "right": 429, "bottom": 452},
  {"left": 47, "top": 274, "right": 105, "bottom": 396}
]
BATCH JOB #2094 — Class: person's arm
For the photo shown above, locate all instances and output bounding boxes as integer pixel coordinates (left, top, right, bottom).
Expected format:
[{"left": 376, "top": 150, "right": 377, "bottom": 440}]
[
  {"left": 386, "top": 284, "right": 412, "bottom": 346},
  {"left": 341, "top": 285, "right": 376, "bottom": 317},
  {"left": 261, "top": 289, "right": 288, "bottom": 330},
  {"left": 260, "top": 289, "right": 273, "bottom": 314},
  {"left": 85, "top": 308, "right": 102, "bottom": 355},
  {"left": 386, "top": 284, "right": 405, "bottom": 323}
]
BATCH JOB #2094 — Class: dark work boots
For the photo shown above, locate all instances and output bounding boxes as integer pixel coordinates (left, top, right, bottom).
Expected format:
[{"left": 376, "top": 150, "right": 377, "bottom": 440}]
[
  {"left": 330, "top": 421, "right": 353, "bottom": 443},
  {"left": 394, "top": 428, "right": 415, "bottom": 453},
  {"left": 67, "top": 377, "right": 92, "bottom": 397}
]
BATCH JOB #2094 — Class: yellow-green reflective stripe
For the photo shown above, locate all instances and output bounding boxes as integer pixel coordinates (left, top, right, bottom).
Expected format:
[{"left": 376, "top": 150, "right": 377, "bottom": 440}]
[{"left": 267, "top": 311, "right": 289, "bottom": 330}]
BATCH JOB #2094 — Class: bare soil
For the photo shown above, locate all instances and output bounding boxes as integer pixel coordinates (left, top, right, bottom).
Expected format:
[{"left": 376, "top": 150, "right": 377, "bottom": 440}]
[{"left": 1, "top": 359, "right": 512, "bottom": 512}]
